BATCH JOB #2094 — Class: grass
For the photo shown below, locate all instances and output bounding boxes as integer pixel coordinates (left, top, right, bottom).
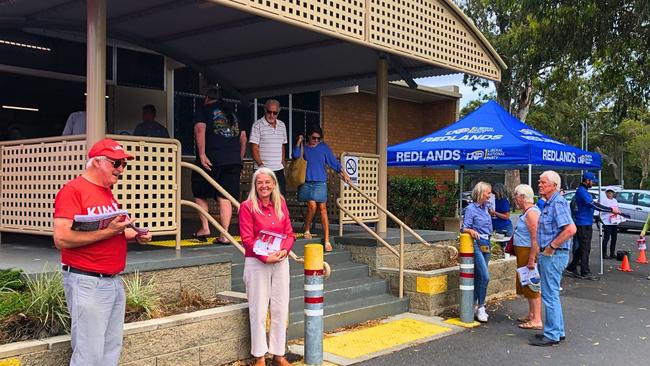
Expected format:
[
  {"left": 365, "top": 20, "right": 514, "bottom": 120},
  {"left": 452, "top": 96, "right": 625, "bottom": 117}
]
[
  {"left": 123, "top": 271, "right": 161, "bottom": 321},
  {"left": 23, "top": 270, "right": 70, "bottom": 337}
]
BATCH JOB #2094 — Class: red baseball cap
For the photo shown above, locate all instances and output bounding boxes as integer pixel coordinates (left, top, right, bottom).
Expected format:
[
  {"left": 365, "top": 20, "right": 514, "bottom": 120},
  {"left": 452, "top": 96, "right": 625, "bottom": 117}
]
[{"left": 88, "top": 138, "right": 134, "bottom": 160}]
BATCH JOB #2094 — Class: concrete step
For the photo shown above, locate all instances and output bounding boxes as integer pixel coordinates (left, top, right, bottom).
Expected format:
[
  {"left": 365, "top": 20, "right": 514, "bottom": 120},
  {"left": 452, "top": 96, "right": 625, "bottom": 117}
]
[
  {"left": 231, "top": 261, "right": 370, "bottom": 293},
  {"left": 287, "top": 277, "right": 389, "bottom": 313},
  {"left": 287, "top": 294, "right": 410, "bottom": 339}
]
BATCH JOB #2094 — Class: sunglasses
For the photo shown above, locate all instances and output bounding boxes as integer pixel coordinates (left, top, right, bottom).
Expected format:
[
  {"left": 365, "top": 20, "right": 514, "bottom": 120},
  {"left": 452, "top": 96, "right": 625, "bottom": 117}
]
[
  {"left": 265, "top": 110, "right": 279, "bottom": 116},
  {"left": 102, "top": 157, "right": 127, "bottom": 169},
  {"left": 310, "top": 135, "right": 321, "bottom": 141}
]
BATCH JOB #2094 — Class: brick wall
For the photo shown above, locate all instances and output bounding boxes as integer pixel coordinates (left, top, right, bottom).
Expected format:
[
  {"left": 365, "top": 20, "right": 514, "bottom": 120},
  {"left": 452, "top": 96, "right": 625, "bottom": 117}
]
[{"left": 322, "top": 93, "right": 457, "bottom": 184}]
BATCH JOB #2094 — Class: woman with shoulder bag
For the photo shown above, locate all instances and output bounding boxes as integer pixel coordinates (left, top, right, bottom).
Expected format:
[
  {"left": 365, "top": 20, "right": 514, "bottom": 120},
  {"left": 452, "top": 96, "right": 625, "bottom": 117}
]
[
  {"left": 512, "top": 184, "right": 542, "bottom": 330},
  {"left": 461, "top": 181, "right": 493, "bottom": 323},
  {"left": 292, "top": 125, "right": 351, "bottom": 251}
]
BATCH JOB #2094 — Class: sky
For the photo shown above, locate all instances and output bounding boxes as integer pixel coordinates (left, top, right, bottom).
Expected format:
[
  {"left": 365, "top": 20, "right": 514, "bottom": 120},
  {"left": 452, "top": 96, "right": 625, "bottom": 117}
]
[{"left": 417, "top": 73, "right": 495, "bottom": 108}]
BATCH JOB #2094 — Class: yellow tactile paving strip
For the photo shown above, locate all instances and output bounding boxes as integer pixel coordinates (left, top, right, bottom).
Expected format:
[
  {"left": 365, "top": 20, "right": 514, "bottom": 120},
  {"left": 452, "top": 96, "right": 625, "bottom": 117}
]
[
  {"left": 444, "top": 318, "right": 481, "bottom": 328},
  {"left": 147, "top": 233, "right": 315, "bottom": 247},
  {"left": 323, "top": 318, "right": 452, "bottom": 359}
]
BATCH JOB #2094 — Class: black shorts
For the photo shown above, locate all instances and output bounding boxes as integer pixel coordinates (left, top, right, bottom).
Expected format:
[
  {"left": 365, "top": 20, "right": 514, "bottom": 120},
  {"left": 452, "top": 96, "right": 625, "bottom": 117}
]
[{"left": 191, "top": 163, "right": 242, "bottom": 200}]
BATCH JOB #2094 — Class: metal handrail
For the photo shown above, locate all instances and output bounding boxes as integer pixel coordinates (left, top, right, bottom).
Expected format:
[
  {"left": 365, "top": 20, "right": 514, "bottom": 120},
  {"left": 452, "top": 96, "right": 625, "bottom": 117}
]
[
  {"left": 337, "top": 179, "right": 459, "bottom": 298},
  {"left": 180, "top": 162, "right": 333, "bottom": 277},
  {"left": 345, "top": 181, "right": 458, "bottom": 258}
]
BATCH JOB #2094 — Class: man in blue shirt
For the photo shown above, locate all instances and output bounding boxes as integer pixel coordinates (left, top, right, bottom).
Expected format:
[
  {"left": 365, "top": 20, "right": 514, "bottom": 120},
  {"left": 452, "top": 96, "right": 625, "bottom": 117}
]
[
  {"left": 565, "top": 172, "right": 618, "bottom": 279},
  {"left": 530, "top": 170, "right": 576, "bottom": 347}
]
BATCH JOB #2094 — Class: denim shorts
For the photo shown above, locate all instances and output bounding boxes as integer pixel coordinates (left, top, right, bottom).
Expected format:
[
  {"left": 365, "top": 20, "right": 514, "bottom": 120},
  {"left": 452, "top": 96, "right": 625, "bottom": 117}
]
[{"left": 298, "top": 181, "right": 328, "bottom": 203}]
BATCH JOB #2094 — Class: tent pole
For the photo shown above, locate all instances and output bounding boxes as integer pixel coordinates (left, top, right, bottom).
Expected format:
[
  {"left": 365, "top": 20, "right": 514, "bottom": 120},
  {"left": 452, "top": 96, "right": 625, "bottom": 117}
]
[
  {"left": 528, "top": 164, "right": 532, "bottom": 185},
  {"left": 459, "top": 168, "right": 464, "bottom": 218},
  {"left": 599, "top": 170, "right": 603, "bottom": 276}
]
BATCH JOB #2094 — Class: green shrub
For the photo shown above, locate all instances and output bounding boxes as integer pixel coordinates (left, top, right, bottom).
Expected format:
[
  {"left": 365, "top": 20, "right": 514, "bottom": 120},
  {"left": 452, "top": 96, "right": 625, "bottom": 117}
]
[
  {"left": 123, "top": 271, "right": 161, "bottom": 319},
  {"left": 23, "top": 270, "right": 70, "bottom": 337},
  {"left": 0, "top": 292, "right": 27, "bottom": 318},
  {"left": 388, "top": 176, "right": 459, "bottom": 230},
  {"left": 0, "top": 269, "right": 25, "bottom": 293}
]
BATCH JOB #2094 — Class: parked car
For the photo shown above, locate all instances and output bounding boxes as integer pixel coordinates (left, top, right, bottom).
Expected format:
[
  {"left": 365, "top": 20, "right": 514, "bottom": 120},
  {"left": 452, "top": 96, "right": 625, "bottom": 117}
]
[{"left": 563, "top": 188, "right": 650, "bottom": 231}]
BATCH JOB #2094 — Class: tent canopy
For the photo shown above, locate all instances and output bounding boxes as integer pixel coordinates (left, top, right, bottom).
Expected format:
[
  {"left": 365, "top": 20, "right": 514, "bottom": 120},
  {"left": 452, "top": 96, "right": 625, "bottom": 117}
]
[{"left": 388, "top": 100, "right": 601, "bottom": 170}]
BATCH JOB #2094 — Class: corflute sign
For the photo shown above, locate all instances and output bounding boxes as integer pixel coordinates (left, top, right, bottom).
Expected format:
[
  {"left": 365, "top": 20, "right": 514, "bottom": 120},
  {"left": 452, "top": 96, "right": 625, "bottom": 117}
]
[{"left": 395, "top": 150, "right": 461, "bottom": 163}]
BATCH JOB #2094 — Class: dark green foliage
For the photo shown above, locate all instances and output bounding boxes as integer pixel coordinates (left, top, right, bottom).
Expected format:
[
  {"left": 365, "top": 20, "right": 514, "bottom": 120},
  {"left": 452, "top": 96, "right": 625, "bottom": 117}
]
[
  {"left": 0, "top": 292, "right": 27, "bottom": 318},
  {"left": 388, "top": 176, "right": 458, "bottom": 230},
  {"left": 0, "top": 269, "right": 25, "bottom": 292}
]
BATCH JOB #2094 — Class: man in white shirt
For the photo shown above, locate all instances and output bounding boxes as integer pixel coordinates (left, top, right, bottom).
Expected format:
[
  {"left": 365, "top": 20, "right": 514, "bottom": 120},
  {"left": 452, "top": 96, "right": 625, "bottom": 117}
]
[{"left": 249, "top": 99, "right": 288, "bottom": 195}]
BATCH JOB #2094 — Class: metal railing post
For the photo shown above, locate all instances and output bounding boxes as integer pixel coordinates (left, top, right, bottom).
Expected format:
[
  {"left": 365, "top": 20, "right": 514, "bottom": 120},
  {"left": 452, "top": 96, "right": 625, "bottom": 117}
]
[
  {"left": 399, "top": 226, "right": 404, "bottom": 298},
  {"left": 459, "top": 233, "right": 475, "bottom": 323},
  {"left": 304, "top": 244, "right": 324, "bottom": 366}
]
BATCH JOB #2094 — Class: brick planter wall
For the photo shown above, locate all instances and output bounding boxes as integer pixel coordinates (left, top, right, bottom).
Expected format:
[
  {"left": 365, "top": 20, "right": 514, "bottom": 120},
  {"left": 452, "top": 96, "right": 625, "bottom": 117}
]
[
  {"left": 0, "top": 302, "right": 251, "bottom": 366},
  {"left": 377, "top": 258, "right": 517, "bottom": 316},
  {"left": 122, "top": 262, "right": 231, "bottom": 303},
  {"left": 343, "top": 240, "right": 458, "bottom": 273}
]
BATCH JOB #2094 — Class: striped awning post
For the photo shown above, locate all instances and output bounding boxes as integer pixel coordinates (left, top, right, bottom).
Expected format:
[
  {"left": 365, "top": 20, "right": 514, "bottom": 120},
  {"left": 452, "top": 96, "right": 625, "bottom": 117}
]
[
  {"left": 304, "top": 244, "right": 324, "bottom": 366},
  {"left": 459, "top": 233, "right": 475, "bottom": 324}
]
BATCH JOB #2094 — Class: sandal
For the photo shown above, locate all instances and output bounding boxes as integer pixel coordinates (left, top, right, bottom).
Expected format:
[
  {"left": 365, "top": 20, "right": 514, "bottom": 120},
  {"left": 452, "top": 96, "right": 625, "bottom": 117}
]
[
  {"left": 518, "top": 321, "right": 543, "bottom": 330},
  {"left": 215, "top": 236, "right": 230, "bottom": 245},
  {"left": 324, "top": 241, "right": 333, "bottom": 252},
  {"left": 304, "top": 231, "right": 312, "bottom": 239},
  {"left": 516, "top": 316, "right": 530, "bottom": 323},
  {"left": 192, "top": 233, "right": 210, "bottom": 242}
]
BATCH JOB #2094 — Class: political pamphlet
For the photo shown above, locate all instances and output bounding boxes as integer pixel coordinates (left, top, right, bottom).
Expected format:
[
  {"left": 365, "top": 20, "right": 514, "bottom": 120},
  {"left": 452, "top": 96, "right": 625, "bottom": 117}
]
[
  {"left": 72, "top": 210, "right": 149, "bottom": 234},
  {"left": 517, "top": 265, "right": 540, "bottom": 287},
  {"left": 253, "top": 230, "right": 287, "bottom": 256}
]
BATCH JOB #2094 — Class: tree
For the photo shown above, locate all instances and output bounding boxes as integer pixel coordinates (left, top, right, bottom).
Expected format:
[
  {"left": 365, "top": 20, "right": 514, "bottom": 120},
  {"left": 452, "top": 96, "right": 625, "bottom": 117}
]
[
  {"left": 459, "top": 0, "right": 648, "bottom": 189},
  {"left": 618, "top": 109, "right": 650, "bottom": 188}
]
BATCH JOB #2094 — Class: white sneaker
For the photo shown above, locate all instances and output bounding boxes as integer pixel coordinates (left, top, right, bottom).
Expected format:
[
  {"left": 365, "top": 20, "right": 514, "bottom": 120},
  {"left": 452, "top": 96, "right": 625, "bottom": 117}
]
[{"left": 476, "top": 306, "right": 489, "bottom": 323}]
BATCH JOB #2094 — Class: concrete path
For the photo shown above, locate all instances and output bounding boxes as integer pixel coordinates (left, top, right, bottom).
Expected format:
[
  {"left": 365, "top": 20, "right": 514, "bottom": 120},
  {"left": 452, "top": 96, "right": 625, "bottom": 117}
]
[{"left": 357, "top": 229, "right": 650, "bottom": 366}]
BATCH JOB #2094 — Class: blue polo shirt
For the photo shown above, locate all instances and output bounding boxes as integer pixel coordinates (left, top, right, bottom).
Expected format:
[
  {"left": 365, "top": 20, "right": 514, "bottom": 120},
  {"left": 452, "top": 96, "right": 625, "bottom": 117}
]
[{"left": 573, "top": 185, "right": 595, "bottom": 226}]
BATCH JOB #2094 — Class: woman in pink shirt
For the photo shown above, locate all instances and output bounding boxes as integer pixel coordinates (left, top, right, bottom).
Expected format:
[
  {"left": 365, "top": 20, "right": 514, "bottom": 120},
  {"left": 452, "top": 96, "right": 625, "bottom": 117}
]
[{"left": 239, "top": 167, "right": 295, "bottom": 366}]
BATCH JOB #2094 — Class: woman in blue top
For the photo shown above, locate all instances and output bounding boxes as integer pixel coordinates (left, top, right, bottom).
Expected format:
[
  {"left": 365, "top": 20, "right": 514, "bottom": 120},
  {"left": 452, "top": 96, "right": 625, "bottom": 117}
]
[
  {"left": 293, "top": 125, "right": 350, "bottom": 251},
  {"left": 461, "top": 181, "right": 493, "bottom": 323},
  {"left": 490, "top": 183, "right": 513, "bottom": 237},
  {"left": 512, "top": 184, "right": 542, "bottom": 330}
]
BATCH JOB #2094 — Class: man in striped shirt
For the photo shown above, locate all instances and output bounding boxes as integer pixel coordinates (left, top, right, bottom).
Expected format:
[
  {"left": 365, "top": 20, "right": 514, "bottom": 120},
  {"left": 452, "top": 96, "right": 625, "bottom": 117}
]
[{"left": 250, "top": 99, "right": 288, "bottom": 195}]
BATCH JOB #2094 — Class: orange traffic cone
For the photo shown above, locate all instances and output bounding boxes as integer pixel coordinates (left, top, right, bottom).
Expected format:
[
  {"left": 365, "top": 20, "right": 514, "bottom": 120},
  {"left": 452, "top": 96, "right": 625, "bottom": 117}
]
[
  {"left": 618, "top": 255, "right": 633, "bottom": 272},
  {"left": 636, "top": 249, "right": 649, "bottom": 264}
]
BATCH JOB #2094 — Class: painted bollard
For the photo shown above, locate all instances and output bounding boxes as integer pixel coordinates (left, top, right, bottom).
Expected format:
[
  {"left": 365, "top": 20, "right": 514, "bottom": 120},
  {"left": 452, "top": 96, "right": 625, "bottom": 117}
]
[
  {"left": 459, "top": 233, "right": 475, "bottom": 323},
  {"left": 304, "top": 244, "right": 324, "bottom": 366}
]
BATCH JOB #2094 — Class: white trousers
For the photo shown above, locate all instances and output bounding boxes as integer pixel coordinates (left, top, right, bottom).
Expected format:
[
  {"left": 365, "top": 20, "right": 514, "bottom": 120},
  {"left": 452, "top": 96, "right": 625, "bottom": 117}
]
[
  {"left": 62, "top": 271, "right": 125, "bottom": 366},
  {"left": 243, "top": 257, "right": 290, "bottom": 357}
]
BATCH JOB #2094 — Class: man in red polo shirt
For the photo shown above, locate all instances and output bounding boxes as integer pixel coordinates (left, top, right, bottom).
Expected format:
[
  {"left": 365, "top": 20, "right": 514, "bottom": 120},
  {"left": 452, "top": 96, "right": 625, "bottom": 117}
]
[{"left": 53, "top": 138, "right": 152, "bottom": 366}]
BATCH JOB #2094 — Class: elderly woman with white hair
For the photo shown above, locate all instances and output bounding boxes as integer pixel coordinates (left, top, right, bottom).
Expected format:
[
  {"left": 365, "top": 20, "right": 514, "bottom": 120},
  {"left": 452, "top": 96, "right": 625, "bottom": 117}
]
[
  {"left": 239, "top": 167, "right": 295, "bottom": 366},
  {"left": 461, "top": 181, "right": 493, "bottom": 323},
  {"left": 512, "top": 184, "right": 542, "bottom": 330}
]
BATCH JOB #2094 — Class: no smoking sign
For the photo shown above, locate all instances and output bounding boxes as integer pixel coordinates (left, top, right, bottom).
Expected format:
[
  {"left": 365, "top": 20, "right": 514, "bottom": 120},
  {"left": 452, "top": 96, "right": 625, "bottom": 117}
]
[{"left": 343, "top": 156, "right": 359, "bottom": 185}]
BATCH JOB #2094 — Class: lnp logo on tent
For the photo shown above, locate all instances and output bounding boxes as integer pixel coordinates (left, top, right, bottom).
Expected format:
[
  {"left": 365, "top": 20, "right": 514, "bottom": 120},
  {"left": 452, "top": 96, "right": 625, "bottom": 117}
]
[
  {"left": 423, "top": 126, "right": 503, "bottom": 142},
  {"left": 578, "top": 154, "right": 593, "bottom": 165},
  {"left": 519, "top": 129, "right": 564, "bottom": 145},
  {"left": 466, "top": 148, "right": 504, "bottom": 161}
]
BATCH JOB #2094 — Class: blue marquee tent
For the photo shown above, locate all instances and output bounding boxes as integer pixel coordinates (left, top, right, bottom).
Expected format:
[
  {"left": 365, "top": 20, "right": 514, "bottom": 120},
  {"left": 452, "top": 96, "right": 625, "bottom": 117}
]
[{"left": 388, "top": 100, "right": 601, "bottom": 170}]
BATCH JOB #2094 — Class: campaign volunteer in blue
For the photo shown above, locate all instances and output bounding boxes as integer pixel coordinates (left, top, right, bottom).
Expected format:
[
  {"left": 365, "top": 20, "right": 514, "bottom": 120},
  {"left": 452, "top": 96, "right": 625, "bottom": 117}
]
[
  {"left": 529, "top": 170, "right": 577, "bottom": 347},
  {"left": 461, "top": 181, "right": 493, "bottom": 323},
  {"left": 489, "top": 183, "right": 513, "bottom": 237},
  {"left": 565, "top": 172, "right": 618, "bottom": 279}
]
